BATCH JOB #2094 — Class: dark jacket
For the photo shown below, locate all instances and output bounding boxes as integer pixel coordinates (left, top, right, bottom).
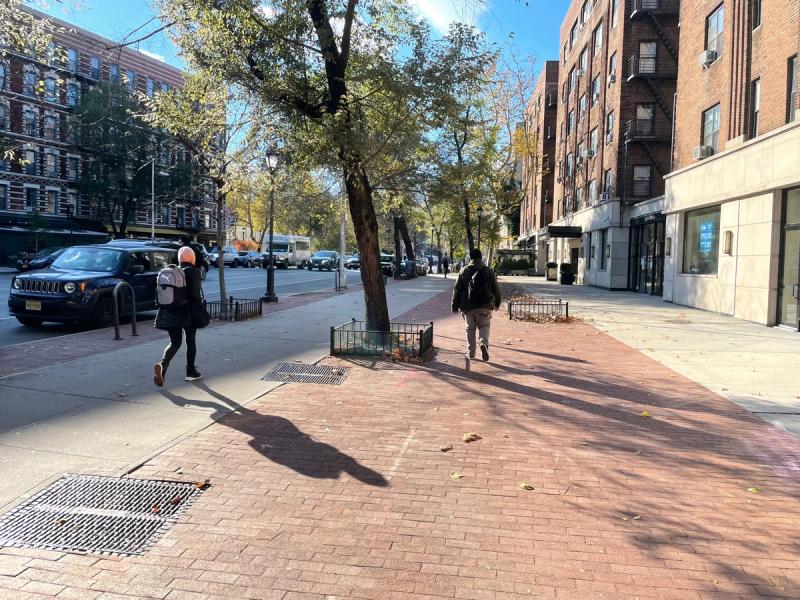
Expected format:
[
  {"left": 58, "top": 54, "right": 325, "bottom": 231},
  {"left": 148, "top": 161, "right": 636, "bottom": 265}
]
[
  {"left": 155, "top": 263, "right": 203, "bottom": 330},
  {"left": 451, "top": 260, "right": 501, "bottom": 312}
]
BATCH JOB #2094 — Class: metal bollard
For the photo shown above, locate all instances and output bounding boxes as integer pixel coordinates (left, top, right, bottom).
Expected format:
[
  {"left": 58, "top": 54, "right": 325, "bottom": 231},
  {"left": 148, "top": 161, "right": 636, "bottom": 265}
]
[{"left": 112, "top": 282, "right": 138, "bottom": 340}]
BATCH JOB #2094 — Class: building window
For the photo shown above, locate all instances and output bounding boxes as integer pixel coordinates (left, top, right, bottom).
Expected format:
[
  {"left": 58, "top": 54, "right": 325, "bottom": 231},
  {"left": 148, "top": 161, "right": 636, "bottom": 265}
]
[
  {"left": 632, "top": 165, "right": 651, "bottom": 197},
  {"left": 67, "top": 49, "right": 78, "bottom": 73},
  {"left": 45, "top": 152, "right": 58, "bottom": 178},
  {"left": 570, "top": 21, "right": 578, "bottom": 50},
  {"left": 611, "top": 0, "right": 619, "bottom": 28},
  {"left": 126, "top": 69, "right": 136, "bottom": 93},
  {"left": 67, "top": 157, "right": 79, "bottom": 181},
  {"left": 581, "top": 0, "right": 591, "bottom": 24},
  {"left": 567, "top": 153, "right": 574, "bottom": 177},
  {"left": 600, "top": 229, "right": 608, "bottom": 269},
  {"left": 147, "top": 78, "right": 154, "bottom": 97},
  {"left": 788, "top": 56, "right": 797, "bottom": 123},
  {"left": 604, "top": 169, "right": 614, "bottom": 194},
  {"left": 67, "top": 190, "right": 77, "bottom": 213},
  {"left": 639, "top": 41, "right": 657, "bottom": 74},
  {"left": 683, "top": 205, "right": 721, "bottom": 275},
  {"left": 162, "top": 205, "right": 170, "bottom": 226},
  {"left": 591, "top": 75, "right": 601, "bottom": 105},
  {"left": 568, "top": 67, "right": 575, "bottom": 93},
  {"left": 66, "top": 83, "right": 79, "bottom": 107},
  {"left": 606, "top": 111, "right": 615, "bottom": 143},
  {"left": 26, "top": 187, "right": 38, "bottom": 211},
  {"left": 46, "top": 189, "right": 58, "bottom": 213},
  {"left": 44, "top": 77, "right": 58, "bottom": 103},
  {"left": 577, "top": 141, "right": 585, "bottom": 162},
  {"left": 562, "top": 41, "right": 568, "bottom": 65},
  {"left": 204, "top": 213, "right": 210, "bottom": 228},
  {"left": 44, "top": 115, "right": 58, "bottom": 140},
  {"left": 568, "top": 109, "right": 574, "bottom": 134},
  {"left": 752, "top": 0, "right": 762, "bottom": 30},
  {"left": 23, "top": 109, "right": 37, "bottom": 136},
  {"left": 702, "top": 104, "right": 721, "bottom": 152},
  {"left": 586, "top": 232, "right": 592, "bottom": 269},
  {"left": 177, "top": 207, "right": 185, "bottom": 227},
  {"left": 24, "top": 69, "right": 37, "bottom": 96},
  {"left": 706, "top": 5, "right": 725, "bottom": 57},
  {"left": 750, "top": 78, "right": 760, "bottom": 138},
  {"left": 580, "top": 47, "right": 589, "bottom": 72},
  {"left": 609, "top": 52, "right": 617, "bottom": 81},
  {"left": 588, "top": 179, "right": 598, "bottom": 206},
  {"left": 110, "top": 64, "right": 119, "bottom": 84},
  {"left": 0, "top": 184, "right": 7, "bottom": 209},
  {"left": 161, "top": 82, "right": 170, "bottom": 93},
  {"left": 0, "top": 63, "right": 6, "bottom": 90},
  {"left": 0, "top": 103, "right": 6, "bottom": 130},
  {"left": 593, "top": 23, "right": 603, "bottom": 57},
  {"left": 91, "top": 57, "right": 100, "bottom": 79},
  {"left": 636, "top": 104, "right": 655, "bottom": 136},
  {"left": 576, "top": 187, "right": 584, "bottom": 211},
  {"left": 579, "top": 94, "right": 587, "bottom": 119},
  {"left": 589, "top": 128, "right": 598, "bottom": 155}
]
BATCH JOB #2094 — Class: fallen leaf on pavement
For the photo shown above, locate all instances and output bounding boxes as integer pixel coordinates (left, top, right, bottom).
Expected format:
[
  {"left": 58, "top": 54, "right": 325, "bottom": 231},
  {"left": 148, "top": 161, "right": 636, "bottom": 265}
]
[
  {"left": 632, "top": 515, "right": 641, "bottom": 521},
  {"left": 503, "top": 338, "right": 513, "bottom": 345},
  {"left": 152, "top": 505, "right": 160, "bottom": 514},
  {"left": 196, "top": 479, "right": 210, "bottom": 490},
  {"left": 519, "top": 482, "right": 534, "bottom": 491},
  {"left": 747, "top": 486, "right": 761, "bottom": 494},
  {"left": 640, "top": 410, "right": 651, "bottom": 418},
  {"left": 440, "top": 445, "right": 453, "bottom": 452},
  {"left": 462, "top": 432, "right": 481, "bottom": 443},
  {"left": 54, "top": 518, "right": 67, "bottom": 526},
  {"left": 169, "top": 495, "right": 182, "bottom": 506},
  {"left": 450, "top": 472, "right": 464, "bottom": 480}
]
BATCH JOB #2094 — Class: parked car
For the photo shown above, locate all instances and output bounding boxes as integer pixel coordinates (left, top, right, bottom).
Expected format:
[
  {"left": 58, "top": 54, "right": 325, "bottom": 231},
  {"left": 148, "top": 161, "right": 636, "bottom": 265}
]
[
  {"left": 308, "top": 250, "right": 340, "bottom": 271},
  {"left": 8, "top": 243, "right": 178, "bottom": 328},
  {"left": 415, "top": 257, "right": 429, "bottom": 276},
  {"left": 233, "top": 250, "right": 262, "bottom": 268},
  {"left": 345, "top": 254, "right": 360, "bottom": 270},
  {"left": 101, "top": 239, "right": 212, "bottom": 280},
  {"left": 209, "top": 246, "right": 237, "bottom": 267},
  {"left": 379, "top": 252, "right": 395, "bottom": 277},
  {"left": 16, "top": 247, "right": 67, "bottom": 273}
]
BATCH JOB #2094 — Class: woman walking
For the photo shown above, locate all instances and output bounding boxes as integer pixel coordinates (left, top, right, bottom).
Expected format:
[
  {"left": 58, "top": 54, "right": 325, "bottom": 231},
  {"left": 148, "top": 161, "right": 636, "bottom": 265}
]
[{"left": 153, "top": 246, "right": 205, "bottom": 386}]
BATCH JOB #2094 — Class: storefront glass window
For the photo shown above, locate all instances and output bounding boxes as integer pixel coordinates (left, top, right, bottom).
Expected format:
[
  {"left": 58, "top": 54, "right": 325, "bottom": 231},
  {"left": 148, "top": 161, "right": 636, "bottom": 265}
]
[{"left": 683, "top": 206, "right": 720, "bottom": 275}]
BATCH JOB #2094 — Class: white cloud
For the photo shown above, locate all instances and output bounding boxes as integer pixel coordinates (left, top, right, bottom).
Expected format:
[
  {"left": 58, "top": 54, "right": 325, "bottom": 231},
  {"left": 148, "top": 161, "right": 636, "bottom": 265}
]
[
  {"left": 138, "top": 49, "right": 166, "bottom": 63},
  {"left": 408, "top": 0, "right": 486, "bottom": 34}
]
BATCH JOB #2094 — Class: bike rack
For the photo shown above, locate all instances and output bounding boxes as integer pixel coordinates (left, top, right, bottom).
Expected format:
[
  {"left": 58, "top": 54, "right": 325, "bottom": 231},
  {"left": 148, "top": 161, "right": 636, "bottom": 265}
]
[{"left": 112, "top": 282, "right": 138, "bottom": 341}]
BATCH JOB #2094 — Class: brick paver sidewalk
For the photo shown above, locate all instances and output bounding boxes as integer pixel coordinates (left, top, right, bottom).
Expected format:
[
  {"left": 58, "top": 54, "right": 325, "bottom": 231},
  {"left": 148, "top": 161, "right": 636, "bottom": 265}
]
[{"left": 2, "top": 290, "right": 800, "bottom": 599}]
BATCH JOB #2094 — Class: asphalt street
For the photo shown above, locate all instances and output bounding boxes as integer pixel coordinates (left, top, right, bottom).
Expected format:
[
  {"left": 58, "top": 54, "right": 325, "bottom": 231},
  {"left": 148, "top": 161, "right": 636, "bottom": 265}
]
[{"left": 0, "top": 266, "right": 362, "bottom": 348}]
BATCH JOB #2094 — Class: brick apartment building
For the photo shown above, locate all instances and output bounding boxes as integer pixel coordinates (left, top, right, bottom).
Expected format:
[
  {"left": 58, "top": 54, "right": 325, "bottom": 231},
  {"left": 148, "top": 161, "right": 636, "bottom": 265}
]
[
  {"left": 663, "top": 0, "right": 800, "bottom": 329},
  {"left": 519, "top": 61, "right": 558, "bottom": 273},
  {"left": 0, "top": 7, "right": 218, "bottom": 266},
  {"left": 541, "top": 0, "right": 679, "bottom": 292}
]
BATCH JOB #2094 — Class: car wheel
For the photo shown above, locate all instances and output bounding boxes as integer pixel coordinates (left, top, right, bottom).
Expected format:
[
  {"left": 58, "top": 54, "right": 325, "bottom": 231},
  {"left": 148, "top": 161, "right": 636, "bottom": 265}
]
[
  {"left": 308, "top": 265, "right": 313, "bottom": 271},
  {"left": 92, "top": 296, "right": 115, "bottom": 328},
  {"left": 16, "top": 316, "right": 44, "bottom": 327},
  {"left": 200, "top": 265, "right": 208, "bottom": 280}
]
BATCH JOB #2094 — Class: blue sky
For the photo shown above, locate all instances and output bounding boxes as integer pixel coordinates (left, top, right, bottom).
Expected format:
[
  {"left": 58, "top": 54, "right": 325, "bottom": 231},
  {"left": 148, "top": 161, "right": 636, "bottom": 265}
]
[{"left": 32, "top": 0, "right": 572, "bottom": 76}]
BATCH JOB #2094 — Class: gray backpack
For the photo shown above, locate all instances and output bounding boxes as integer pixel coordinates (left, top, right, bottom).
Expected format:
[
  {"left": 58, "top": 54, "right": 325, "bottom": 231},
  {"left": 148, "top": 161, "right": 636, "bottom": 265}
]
[{"left": 156, "top": 265, "right": 188, "bottom": 307}]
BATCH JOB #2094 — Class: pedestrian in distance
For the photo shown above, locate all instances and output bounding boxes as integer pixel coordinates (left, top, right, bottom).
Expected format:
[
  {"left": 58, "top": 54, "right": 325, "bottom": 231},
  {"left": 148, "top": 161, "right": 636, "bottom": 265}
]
[
  {"left": 153, "top": 246, "right": 209, "bottom": 386},
  {"left": 442, "top": 254, "right": 450, "bottom": 279},
  {"left": 451, "top": 248, "right": 502, "bottom": 361}
]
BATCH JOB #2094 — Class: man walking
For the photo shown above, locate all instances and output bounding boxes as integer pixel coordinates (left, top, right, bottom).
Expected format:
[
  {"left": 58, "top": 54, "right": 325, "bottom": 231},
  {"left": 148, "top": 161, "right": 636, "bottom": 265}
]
[
  {"left": 451, "top": 248, "right": 501, "bottom": 361},
  {"left": 442, "top": 254, "right": 450, "bottom": 279}
]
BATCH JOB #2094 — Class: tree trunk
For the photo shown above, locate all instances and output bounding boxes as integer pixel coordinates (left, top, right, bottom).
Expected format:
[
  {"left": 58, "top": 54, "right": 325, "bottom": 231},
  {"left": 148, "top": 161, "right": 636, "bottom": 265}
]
[
  {"left": 463, "top": 198, "right": 475, "bottom": 252},
  {"left": 341, "top": 152, "right": 390, "bottom": 332},
  {"left": 215, "top": 188, "right": 227, "bottom": 302},
  {"left": 436, "top": 230, "right": 442, "bottom": 274},
  {"left": 393, "top": 216, "right": 402, "bottom": 280},
  {"left": 398, "top": 216, "right": 415, "bottom": 277}
]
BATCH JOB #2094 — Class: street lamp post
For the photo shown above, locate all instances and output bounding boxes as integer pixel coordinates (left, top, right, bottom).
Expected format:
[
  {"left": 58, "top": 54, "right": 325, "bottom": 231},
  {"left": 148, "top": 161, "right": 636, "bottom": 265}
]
[
  {"left": 476, "top": 205, "right": 484, "bottom": 251},
  {"left": 339, "top": 194, "right": 347, "bottom": 289},
  {"left": 261, "top": 152, "right": 279, "bottom": 303},
  {"left": 429, "top": 225, "right": 434, "bottom": 273},
  {"left": 150, "top": 160, "right": 169, "bottom": 240}
]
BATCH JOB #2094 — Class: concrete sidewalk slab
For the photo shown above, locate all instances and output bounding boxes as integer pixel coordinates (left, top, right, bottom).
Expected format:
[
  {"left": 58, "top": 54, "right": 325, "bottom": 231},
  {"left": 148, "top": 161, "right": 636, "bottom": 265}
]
[
  {"left": 3, "top": 287, "right": 799, "bottom": 599},
  {"left": 512, "top": 276, "right": 800, "bottom": 436},
  {"left": 0, "top": 276, "right": 451, "bottom": 510}
]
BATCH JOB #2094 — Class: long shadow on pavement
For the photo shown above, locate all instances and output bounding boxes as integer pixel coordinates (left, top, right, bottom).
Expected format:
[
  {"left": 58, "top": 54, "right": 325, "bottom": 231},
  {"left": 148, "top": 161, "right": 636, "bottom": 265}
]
[{"left": 160, "top": 381, "right": 387, "bottom": 487}]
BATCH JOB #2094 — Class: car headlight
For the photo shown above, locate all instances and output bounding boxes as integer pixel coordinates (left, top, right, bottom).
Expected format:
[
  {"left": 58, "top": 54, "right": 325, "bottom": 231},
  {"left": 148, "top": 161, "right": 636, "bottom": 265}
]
[
  {"left": 64, "top": 282, "right": 77, "bottom": 293},
  {"left": 322, "top": 260, "right": 329, "bottom": 264},
  {"left": 13, "top": 278, "right": 21, "bottom": 290}
]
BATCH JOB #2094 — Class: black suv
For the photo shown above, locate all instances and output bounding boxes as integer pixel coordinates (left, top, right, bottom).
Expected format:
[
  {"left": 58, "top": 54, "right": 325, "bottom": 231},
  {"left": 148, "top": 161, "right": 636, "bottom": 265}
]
[
  {"left": 105, "top": 239, "right": 211, "bottom": 279},
  {"left": 8, "top": 243, "right": 177, "bottom": 328}
]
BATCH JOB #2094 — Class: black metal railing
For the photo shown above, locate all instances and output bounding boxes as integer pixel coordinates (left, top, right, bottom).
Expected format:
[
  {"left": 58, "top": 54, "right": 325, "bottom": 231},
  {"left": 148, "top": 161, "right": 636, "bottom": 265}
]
[
  {"left": 508, "top": 299, "right": 569, "bottom": 322},
  {"left": 330, "top": 319, "right": 434, "bottom": 358},
  {"left": 203, "top": 296, "right": 263, "bottom": 322},
  {"left": 628, "top": 55, "right": 677, "bottom": 80},
  {"left": 630, "top": 0, "right": 679, "bottom": 17}
]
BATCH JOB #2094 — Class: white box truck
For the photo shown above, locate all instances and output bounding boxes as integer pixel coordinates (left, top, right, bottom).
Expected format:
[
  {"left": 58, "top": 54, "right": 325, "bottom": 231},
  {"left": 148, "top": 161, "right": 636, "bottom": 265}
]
[{"left": 262, "top": 234, "right": 312, "bottom": 268}]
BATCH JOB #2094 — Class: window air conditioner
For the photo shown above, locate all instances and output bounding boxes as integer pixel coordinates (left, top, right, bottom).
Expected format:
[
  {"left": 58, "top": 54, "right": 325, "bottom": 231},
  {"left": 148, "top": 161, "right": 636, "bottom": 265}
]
[
  {"left": 577, "top": 68, "right": 585, "bottom": 78},
  {"left": 606, "top": 132, "right": 613, "bottom": 144},
  {"left": 593, "top": 92, "right": 601, "bottom": 103},
  {"left": 699, "top": 50, "right": 717, "bottom": 68},
  {"left": 600, "top": 192, "right": 611, "bottom": 202},
  {"left": 607, "top": 73, "right": 616, "bottom": 85},
  {"left": 693, "top": 145, "right": 714, "bottom": 160},
  {"left": 587, "top": 149, "right": 596, "bottom": 159}
]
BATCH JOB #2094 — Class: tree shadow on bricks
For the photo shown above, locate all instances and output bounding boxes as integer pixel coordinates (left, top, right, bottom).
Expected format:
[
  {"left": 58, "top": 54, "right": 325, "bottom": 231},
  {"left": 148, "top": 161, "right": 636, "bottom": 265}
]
[{"left": 160, "top": 384, "right": 388, "bottom": 487}]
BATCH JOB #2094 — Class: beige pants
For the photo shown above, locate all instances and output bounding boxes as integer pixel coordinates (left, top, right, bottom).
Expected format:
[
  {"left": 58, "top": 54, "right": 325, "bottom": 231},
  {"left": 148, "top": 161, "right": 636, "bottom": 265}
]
[{"left": 462, "top": 308, "right": 492, "bottom": 355}]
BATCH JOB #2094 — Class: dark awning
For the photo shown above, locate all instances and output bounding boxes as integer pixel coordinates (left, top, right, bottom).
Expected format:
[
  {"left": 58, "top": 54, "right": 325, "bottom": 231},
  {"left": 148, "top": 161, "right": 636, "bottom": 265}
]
[{"left": 547, "top": 226, "right": 583, "bottom": 238}]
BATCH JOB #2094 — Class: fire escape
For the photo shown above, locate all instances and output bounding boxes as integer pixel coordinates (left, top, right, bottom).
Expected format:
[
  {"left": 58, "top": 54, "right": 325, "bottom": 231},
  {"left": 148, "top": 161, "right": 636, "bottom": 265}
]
[{"left": 625, "top": 0, "right": 679, "bottom": 197}]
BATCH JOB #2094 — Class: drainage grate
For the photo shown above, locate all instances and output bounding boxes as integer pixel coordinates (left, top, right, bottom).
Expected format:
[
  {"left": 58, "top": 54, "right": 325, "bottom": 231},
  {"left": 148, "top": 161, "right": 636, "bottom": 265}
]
[
  {"left": 262, "top": 362, "right": 350, "bottom": 385},
  {"left": 0, "top": 474, "right": 204, "bottom": 556}
]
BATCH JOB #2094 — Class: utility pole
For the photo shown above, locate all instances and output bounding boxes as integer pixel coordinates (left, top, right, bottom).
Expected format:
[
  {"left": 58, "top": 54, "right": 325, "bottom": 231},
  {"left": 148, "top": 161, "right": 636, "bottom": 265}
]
[{"left": 339, "top": 195, "right": 347, "bottom": 289}]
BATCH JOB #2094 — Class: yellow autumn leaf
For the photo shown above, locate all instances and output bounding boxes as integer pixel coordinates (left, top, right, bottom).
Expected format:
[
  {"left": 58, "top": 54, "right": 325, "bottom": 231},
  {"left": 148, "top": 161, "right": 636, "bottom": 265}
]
[
  {"left": 462, "top": 432, "right": 481, "bottom": 443},
  {"left": 747, "top": 486, "right": 761, "bottom": 494},
  {"left": 640, "top": 410, "right": 651, "bottom": 418},
  {"left": 450, "top": 472, "right": 464, "bottom": 480},
  {"left": 440, "top": 445, "right": 453, "bottom": 452},
  {"left": 519, "top": 482, "right": 534, "bottom": 491}
]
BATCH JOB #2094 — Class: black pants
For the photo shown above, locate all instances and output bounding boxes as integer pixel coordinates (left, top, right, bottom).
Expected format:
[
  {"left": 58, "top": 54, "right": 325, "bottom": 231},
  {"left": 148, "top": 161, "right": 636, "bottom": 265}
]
[{"left": 162, "top": 327, "right": 197, "bottom": 368}]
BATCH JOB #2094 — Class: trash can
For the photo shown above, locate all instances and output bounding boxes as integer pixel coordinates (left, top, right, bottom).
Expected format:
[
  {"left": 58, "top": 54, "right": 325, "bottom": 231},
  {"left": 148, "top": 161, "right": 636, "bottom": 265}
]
[{"left": 546, "top": 263, "right": 558, "bottom": 281}]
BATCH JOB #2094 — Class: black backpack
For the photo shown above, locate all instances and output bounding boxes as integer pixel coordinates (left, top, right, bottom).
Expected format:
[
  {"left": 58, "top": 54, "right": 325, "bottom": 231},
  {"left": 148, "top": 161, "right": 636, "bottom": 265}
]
[{"left": 467, "top": 266, "right": 492, "bottom": 305}]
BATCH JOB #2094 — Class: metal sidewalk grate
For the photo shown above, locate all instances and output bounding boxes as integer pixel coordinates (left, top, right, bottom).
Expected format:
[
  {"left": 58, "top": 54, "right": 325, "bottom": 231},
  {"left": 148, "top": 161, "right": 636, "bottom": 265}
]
[
  {"left": 0, "top": 474, "right": 204, "bottom": 556},
  {"left": 262, "top": 363, "right": 350, "bottom": 385}
]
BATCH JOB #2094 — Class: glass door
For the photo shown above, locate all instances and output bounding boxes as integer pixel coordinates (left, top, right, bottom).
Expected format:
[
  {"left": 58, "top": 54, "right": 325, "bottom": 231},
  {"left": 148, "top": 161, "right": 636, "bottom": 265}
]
[{"left": 778, "top": 188, "right": 800, "bottom": 330}]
